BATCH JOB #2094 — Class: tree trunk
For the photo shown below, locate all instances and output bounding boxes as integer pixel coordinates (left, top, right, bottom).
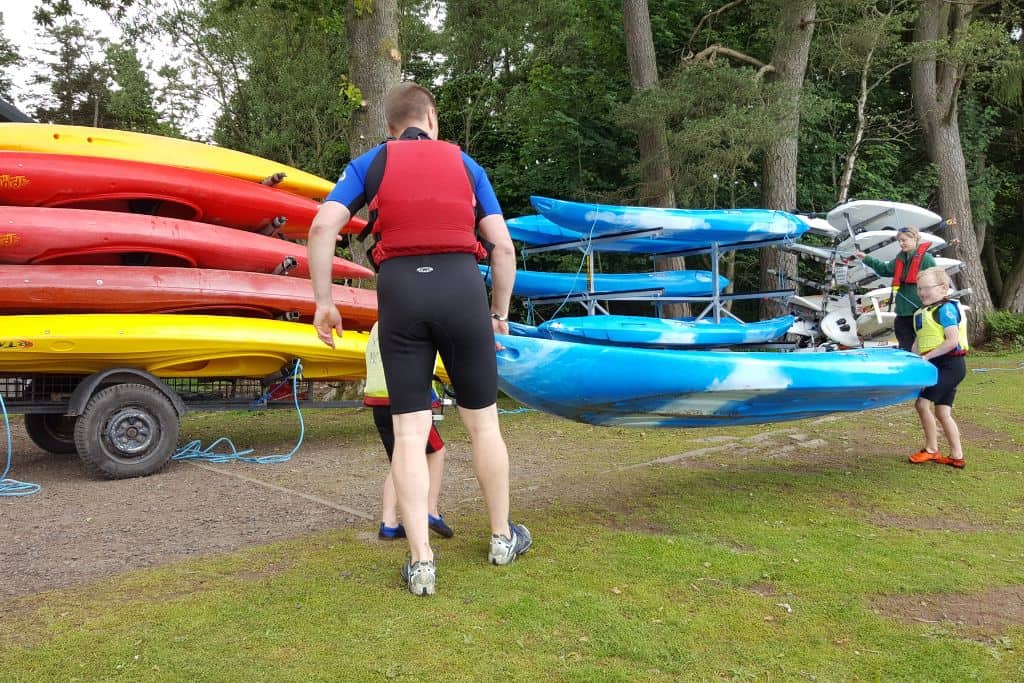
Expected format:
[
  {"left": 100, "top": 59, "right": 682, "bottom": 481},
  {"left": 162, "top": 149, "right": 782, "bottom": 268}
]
[
  {"left": 344, "top": 0, "right": 402, "bottom": 157},
  {"left": 622, "top": 0, "right": 687, "bottom": 316},
  {"left": 759, "top": 1, "right": 816, "bottom": 319},
  {"left": 1003, "top": 200, "right": 1024, "bottom": 312},
  {"left": 910, "top": 0, "right": 993, "bottom": 340}
]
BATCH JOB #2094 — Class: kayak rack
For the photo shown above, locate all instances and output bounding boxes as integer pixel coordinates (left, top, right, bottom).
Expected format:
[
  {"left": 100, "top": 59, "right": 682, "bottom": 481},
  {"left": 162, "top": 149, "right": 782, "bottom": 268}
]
[{"left": 521, "top": 232, "right": 796, "bottom": 324}]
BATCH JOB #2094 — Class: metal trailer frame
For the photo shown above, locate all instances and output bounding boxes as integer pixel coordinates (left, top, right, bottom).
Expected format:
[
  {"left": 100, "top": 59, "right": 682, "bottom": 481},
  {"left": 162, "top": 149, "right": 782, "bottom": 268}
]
[{"left": 1, "top": 367, "right": 363, "bottom": 480}]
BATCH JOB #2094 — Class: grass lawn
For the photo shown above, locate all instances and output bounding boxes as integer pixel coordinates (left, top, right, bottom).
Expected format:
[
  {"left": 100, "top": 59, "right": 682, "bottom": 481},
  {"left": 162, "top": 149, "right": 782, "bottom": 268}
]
[{"left": 1, "top": 352, "right": 1022, "bottom": 681}]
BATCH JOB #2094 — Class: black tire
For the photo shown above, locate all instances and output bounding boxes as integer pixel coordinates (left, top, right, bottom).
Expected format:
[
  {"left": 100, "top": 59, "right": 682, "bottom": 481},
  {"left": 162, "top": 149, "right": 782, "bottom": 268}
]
[
  {"left": 23, "top": 414, "right": 79, "bottom": 455},
  {"left": 74, "top": 383, "right": 179, "bottom": 479}
]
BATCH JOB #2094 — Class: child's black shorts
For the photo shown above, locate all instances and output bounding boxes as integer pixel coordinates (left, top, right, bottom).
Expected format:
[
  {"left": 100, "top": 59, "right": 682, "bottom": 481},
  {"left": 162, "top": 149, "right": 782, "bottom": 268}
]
[
  {"left": 372, "top": 405, "right": 444, "bottom": 461},
  {"left": 919, "top": 354, "right": 966, "bottom": 406}
]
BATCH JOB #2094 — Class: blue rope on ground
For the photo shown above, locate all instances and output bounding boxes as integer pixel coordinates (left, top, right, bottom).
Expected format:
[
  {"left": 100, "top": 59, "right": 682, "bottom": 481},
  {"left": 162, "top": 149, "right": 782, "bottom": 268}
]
[
  {"left": 0, "top": 394, "right": 41, "bottom": 497},
  {"left": 971, "top": 362, "right": 1024, "bottom": 373},
  {"left": 498, "top": 406, "right": 534, "bottom": 415},
  {"left": 171, "top": 360, "right": 306, "bottom": 466}
]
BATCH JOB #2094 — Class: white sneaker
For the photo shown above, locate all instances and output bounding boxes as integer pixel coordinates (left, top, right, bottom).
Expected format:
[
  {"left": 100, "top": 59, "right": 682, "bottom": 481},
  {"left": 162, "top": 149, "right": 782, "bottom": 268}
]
[
  {"left": 401, "top": 558, "right": 436, "bottom": 596},
  {"left": 488, "top": 522, "right": 532, "bottom": 566}
]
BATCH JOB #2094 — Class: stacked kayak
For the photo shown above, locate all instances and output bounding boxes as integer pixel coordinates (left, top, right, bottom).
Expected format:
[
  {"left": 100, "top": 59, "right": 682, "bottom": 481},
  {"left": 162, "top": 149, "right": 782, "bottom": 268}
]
[
  {"left": 783, "top": 199, "right": 963, "bottom": 346},
  {"left": 0, "top": 265, "right": 378, "bottom": 329},
  {"left": 0, "top": 122, "right": 377, "bottom": 383},
  {"left": 531, "top": 195, "right": 808, "bottom": 247},
  {"left": 495, "top": 334, "right": 937, "bottom": 427},
  {"left": 0, "top": 314, "right": 371, "bottom": 380},
  {"left": 539, "top": 314, "right": 795, "bottom": 348}
]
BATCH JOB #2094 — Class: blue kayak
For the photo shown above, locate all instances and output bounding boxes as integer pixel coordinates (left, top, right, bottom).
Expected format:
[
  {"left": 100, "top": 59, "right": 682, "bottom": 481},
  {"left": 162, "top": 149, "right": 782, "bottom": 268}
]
[
  {"left": 495, "top": 335, "right": 936, "bottom": 428},
  {"left": 531, "top": 196, "right": 808, "bottom": 247},
  {"left": 540, "top": 314, "right": 795, "bottom": 348},
  {"left": 507, "top": 214, "right": 696, "bottom": 254},
  {"left": 479, "top": 265, "right": 728, "bottom": 298}
]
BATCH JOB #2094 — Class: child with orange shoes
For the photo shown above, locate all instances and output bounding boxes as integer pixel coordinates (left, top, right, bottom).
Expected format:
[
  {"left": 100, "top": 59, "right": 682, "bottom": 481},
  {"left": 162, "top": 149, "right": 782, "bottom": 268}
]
[{"left": 908, "top": 267, "right": 968, "bottom": 469}]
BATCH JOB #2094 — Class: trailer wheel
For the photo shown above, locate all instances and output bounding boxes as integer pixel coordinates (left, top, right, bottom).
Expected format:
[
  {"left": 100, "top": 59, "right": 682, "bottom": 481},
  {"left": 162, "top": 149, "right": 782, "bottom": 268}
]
[
  {"left": 24, "top": 414, "right": 79, "bottom": 455},
  {"left": 74, "top": 383, "right": 179, "bottom": 479}
]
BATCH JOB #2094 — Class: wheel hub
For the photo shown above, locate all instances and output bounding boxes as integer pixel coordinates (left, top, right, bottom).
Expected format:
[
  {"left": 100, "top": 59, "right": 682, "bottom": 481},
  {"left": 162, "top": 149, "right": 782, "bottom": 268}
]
[{"left": 105, "top": 408, "right": 155, "bottom": 455}]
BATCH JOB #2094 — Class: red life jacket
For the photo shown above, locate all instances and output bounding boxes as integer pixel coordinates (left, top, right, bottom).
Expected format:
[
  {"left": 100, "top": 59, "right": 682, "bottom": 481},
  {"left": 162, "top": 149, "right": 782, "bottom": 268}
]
[
  {"left": 891, "top": 241, "right": 930, "bottom": 286},
  {"left": 368, "top": 139, "right": 487, "bottom": 266}
]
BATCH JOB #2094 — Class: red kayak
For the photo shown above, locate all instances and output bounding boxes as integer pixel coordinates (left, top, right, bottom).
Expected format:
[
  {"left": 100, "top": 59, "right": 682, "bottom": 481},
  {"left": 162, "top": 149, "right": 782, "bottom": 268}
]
[
  {"left": 0, "top": 152, "right": 365, "bottom": 238},
  {"left": 0, "top": 206, "right": 373, "bottom": 279},
  {"left": 0, "top": 265, "right": 378, "bottom": 330}
]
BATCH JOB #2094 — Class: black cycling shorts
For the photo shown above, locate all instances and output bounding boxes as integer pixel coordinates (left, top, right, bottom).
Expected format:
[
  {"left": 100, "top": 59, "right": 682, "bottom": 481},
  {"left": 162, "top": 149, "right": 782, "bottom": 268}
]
[
  {"left": 376, "top": 252, "right": 498, "bottom": 414},
  {"left": 919, "top": 353, "right": 966, "bottom": 406}
]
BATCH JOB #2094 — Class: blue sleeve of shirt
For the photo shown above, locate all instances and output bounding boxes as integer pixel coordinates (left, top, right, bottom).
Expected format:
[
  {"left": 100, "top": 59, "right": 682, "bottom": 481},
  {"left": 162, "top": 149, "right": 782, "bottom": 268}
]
[
  {"left": 937, "top": 302, "right": 960, "bottom": 329},
  {"left": 462, "top": 152, "right": 502, "bottom": 217},
  {"left": 324, "top": 144, "right": 384, "bottom": 211}
]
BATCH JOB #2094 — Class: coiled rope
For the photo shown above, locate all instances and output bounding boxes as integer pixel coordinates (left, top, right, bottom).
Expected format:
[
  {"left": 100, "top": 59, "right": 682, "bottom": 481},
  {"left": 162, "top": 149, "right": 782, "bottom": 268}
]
[
  {"left": 172, "top": 360, "right": 306, "bottom": 465},
  {"left": 0, "top": 394, "right": 42, "bottom": 497}
]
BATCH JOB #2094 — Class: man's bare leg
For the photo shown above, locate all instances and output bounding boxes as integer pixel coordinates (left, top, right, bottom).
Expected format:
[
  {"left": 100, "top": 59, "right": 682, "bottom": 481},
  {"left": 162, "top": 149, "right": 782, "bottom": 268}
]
[
  {"left": 458, "top": 404, "right": 510, "bottom": 537},
  {"left": 392, "top": 410, "right": 434, "bottom": 562}
]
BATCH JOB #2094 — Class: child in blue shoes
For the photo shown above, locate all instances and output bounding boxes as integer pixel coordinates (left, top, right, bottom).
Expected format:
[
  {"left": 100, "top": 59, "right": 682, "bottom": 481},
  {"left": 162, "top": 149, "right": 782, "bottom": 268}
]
[{"left": 365, "top": 323, "right": 454, "bottom": 540}]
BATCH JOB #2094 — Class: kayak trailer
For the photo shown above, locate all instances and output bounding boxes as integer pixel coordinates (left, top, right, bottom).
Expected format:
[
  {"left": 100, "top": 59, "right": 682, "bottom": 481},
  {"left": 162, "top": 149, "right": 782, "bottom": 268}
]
[{"left": 0, "top": 365, "right": 361, "bottom": 479}]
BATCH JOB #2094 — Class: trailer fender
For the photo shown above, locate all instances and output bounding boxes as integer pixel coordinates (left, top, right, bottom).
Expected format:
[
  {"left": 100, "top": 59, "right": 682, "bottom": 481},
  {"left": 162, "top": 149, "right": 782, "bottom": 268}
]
[{"left": 67, "top": 368, "right": 187, "bottom": 418}]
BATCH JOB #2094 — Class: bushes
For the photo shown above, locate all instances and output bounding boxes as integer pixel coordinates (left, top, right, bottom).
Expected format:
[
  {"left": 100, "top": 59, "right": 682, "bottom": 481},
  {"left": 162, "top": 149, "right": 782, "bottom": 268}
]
[{"left": 984, "top": 310, "right": 1024, "bottom": 351}]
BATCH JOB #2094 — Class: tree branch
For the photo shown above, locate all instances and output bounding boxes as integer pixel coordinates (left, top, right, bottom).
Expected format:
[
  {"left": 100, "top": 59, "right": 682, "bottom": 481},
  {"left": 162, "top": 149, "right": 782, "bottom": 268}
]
[
  {"left": 686, "top": 0, "right": 747, "bottom": 55},
  {"left": 685, "top": 44, "right": 775, "bottom": 79}
]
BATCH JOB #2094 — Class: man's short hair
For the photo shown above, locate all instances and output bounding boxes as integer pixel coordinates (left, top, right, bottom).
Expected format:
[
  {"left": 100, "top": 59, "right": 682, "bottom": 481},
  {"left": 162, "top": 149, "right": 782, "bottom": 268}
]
[{"left": 384, "top": 82, "right": 436, "bottom": 133}]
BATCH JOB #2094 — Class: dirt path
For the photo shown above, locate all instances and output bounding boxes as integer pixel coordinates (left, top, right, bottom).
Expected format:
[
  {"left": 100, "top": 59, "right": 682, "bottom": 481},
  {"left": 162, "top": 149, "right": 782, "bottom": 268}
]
[{"left": 1, "top": 412, "right": 575, "bottom": 600}]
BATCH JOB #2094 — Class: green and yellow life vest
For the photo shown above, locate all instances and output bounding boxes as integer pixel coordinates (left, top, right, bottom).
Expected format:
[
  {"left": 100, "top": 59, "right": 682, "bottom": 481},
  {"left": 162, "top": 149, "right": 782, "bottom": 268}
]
[{"left": 914, "top": 300, "right": 969, "bottom": 356}]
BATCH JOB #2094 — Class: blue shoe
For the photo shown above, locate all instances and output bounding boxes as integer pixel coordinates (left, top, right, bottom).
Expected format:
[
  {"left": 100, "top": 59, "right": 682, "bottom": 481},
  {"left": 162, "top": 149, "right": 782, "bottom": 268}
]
[
  {"left": 428, "top": 514, "right": 454, "bottom": 538},
  {"left": 378, "top": 522, "right": 406, "bottom": 540}
]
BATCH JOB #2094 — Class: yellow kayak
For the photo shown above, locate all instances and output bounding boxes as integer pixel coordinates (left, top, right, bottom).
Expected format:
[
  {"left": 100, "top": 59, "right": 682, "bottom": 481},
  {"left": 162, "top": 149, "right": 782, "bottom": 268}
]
[
  {"left": 0, "top": 123, "right": 336, "bottom": 200},
  {"left": 0, "top": 314, "right": 369, "bottom": 380}
]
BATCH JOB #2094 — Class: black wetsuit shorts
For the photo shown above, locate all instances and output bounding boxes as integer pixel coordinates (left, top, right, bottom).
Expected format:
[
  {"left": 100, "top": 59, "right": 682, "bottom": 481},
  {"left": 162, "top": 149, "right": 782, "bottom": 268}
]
[
  {"left": 376, "top": 252, "right": 498, "bottom": 414},
  {"left": 918, "top": 353, "right": 966, "bottom": 406}
]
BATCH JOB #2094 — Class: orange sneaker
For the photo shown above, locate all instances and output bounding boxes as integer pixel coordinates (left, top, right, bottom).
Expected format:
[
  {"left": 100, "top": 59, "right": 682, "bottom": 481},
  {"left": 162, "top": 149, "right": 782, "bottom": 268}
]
[
  {"left": 908, "top": 449, "right": 941, "bottom": 464},
  {"left": 936, "top": 456, "right": 965, "bottom": 469}
]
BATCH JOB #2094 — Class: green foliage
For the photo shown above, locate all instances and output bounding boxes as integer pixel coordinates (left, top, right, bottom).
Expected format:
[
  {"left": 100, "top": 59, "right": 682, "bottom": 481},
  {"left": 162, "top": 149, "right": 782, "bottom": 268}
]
[
  {"left": 104, "top": 42, "right": 174, "bottom": 134},
  {"left": 0, "top": 12, "right": 21, "bottom": 101},
  {"left": 984, "top": 310, "right": 1024, "bottom": 350}
]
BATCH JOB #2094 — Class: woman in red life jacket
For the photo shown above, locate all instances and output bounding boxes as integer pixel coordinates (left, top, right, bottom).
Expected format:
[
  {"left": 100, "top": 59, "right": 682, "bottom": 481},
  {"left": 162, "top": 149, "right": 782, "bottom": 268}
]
[{"left": 853, "top": 225, "right": 937, "bottom": 351}]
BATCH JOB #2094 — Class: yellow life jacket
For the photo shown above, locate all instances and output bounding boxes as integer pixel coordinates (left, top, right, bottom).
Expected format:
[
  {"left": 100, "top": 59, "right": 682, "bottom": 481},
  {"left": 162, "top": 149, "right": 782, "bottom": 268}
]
[
  {"left": 914, "top": 300, "right": 969, "bottom": 355},
  {"left": 364, "top": 323, "right": 389, "bottom": 402}
]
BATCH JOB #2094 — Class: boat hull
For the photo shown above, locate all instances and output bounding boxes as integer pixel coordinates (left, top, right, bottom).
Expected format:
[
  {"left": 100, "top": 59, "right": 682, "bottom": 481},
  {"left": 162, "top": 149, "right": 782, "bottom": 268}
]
[
  {"left": 531, "top": 196, "right": 807, "bottom": 247},
  {"left": 0, "top": 123, "right": 335, "bottom": 200},
  {"left": 0, "top": 314, "right": 372, "bottom": 380},
  {"left": 0, "top": 152, "right": 365, "bottom": 238},
  {"left": 480, "top": 265, "right": 727, "bottom": 298},
  {"left": 0, "top": 265, "right": 378, "bottom": 330},
  {"left": 495, "top": 335, "right": 936, "bottom": 427},
  {"left": 0, "top": 206, "right": 372, "bottom": 279},
  {"left": 540, "top": 314, "right": 795, "bottom": 347}
]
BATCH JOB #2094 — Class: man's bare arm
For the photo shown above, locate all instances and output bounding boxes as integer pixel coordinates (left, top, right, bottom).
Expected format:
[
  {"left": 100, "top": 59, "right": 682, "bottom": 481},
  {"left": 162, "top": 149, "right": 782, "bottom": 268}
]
[
  {"left": 478, "top": 214, "right": 516, "bottom": 328},
  {"left": 307, "top": 201, "right": 352, "bottom": 346}
]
